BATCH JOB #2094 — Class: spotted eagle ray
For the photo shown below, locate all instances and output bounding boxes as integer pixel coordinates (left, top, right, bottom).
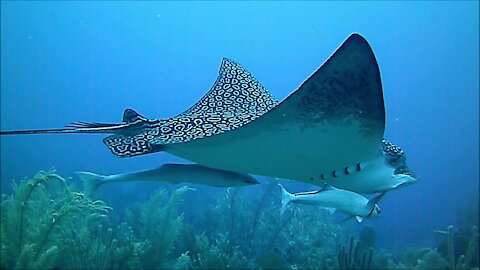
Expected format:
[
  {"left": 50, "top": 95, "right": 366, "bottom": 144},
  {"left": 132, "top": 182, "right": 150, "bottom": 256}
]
[{"left": 0, "top": 33, "right": 417, "bottom": 194}]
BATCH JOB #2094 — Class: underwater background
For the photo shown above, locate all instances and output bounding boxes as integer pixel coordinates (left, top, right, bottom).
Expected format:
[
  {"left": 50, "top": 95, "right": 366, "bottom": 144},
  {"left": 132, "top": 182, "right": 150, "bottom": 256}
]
[{"left": 1, "top": 2, "right": 478, "bottom": 269}]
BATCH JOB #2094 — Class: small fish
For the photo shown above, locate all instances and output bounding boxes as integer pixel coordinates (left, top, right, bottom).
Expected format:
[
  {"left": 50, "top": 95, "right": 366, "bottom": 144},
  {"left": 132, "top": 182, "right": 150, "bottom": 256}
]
[
  {"left": 279, "top": 184, "right": 386, "bottom": 222},
  {"left": 76, "top": 163, "right": 259, "bottom": 195}
]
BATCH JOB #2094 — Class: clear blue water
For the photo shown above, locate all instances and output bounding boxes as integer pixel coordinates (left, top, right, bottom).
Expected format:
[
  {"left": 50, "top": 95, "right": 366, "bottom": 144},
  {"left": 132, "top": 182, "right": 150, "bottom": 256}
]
[{"left": 1, "top": 1, "right": 478, "bottom": 253}]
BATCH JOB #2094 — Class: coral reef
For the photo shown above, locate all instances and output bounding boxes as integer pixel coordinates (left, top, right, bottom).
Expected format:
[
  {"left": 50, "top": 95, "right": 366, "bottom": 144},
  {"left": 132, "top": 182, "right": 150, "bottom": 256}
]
[{"left": 2, "top": 170, "right": 479, "bottom": 270}]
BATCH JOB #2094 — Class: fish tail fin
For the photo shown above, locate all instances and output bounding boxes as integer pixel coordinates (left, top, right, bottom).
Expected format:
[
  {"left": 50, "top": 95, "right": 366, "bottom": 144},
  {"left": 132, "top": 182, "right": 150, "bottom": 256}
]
[
  {"left": 278, "top": 184, "right": 294, "bottom": 216},
  {"left": 75, "top": 171, "right": 107, "bottom": 196}
]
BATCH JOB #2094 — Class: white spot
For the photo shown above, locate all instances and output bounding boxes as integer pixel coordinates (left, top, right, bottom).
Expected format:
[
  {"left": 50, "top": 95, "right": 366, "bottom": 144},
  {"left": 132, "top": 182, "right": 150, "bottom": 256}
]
[
  {"left": 28, "top": 36, "right": 32, "bottom": 39},
  {"left": 156, "top": 14, "right": 161, "bottom": 18},
  {"left": 395, "top": 118, "right": 399, "bottom": 122}
]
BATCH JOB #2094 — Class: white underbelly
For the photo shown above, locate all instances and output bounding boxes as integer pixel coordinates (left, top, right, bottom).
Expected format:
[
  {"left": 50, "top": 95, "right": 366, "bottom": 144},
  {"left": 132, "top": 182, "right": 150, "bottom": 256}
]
[{"left": 165, "top": 122, "right": 391, "bottom": 193}]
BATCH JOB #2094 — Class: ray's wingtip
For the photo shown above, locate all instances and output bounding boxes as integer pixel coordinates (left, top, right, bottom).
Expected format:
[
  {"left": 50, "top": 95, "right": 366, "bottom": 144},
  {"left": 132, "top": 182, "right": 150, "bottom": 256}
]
[
  {"left": 344, "top": 33, "right": 372, "bottom": 48},
  {"left": 221, "top": 57, "right": 239, "bottom": 65},
  {"left": 218, "top": 57, "right": 242, "bottom": 73},
  {"left": 348, "top": 32, "right": 365, "bottom": 39},
  {"left": 347, "top": 32, "right": 366, "bottom": 40}
]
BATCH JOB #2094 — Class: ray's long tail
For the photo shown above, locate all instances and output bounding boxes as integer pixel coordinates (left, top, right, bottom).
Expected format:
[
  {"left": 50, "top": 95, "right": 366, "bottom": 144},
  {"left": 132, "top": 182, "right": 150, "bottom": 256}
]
[
  {"left": 0, "top": 108, "right": 148, "bottom": 136},
  {"left": 0, "top": 122, "right": 128, "bottom": 135}
]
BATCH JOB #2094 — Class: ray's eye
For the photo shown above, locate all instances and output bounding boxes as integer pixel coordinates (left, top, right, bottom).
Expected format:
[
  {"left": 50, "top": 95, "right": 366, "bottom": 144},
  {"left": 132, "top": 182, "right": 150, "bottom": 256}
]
[{"left": 377, "top": 208, "right": 381, "bottom": 214}]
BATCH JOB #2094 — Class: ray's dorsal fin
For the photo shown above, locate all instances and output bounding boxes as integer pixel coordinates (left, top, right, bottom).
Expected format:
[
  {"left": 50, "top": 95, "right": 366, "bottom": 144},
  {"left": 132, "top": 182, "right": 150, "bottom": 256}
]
[{"left": 123, "top": 108, "right": 147, "bottom": 123}]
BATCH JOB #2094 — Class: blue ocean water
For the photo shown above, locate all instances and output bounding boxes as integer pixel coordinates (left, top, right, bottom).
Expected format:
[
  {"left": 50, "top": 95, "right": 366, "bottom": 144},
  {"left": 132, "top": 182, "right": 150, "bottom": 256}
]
[{"left": 1, "top": 2, "right": 478, "bottom": 268}]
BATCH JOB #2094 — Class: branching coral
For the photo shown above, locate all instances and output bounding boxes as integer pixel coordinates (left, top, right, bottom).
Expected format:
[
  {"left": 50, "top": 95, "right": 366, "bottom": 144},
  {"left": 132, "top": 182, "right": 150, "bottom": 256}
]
[
  {"left": 435, "top": 225, "right": 479, "bottom": 270},
  {"left": 337, "top": 235, "right": 373, "bottom": 270}
]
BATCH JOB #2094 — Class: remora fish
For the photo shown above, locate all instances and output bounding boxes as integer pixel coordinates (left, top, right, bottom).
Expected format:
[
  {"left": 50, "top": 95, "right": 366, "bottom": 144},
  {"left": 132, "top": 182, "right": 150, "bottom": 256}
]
[
  {"left": 76, "top": 163, "right": 259, "bottom": 195},
  {"left": 0, "top": 33, "right": 417, "bottom": 194},
  {"left": 278, "top": 184, "right": 385, "bottom": 222}
]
